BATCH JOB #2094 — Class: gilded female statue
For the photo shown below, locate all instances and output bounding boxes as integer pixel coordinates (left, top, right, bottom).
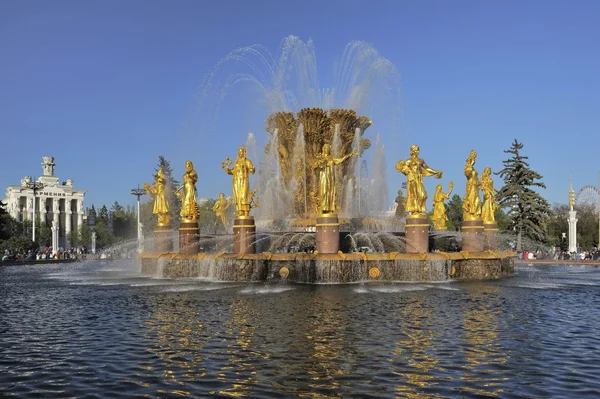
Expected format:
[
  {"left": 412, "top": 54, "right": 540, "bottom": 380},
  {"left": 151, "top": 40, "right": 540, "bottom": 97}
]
[
  {"left": 222, "top": 146, "right": 256, "bottom": 217},
  {"left": 394, "top": 189, "right": 406, "bottom": 218},
  {"left": 143, "top": 167, "right": 170, "bottom": 227},
  {"left": 462, "top": 150, "right": 482, "bottom": 220},
  {"left": 396, "top": 144, "right": 442, "bottom": 216},
  {"left": 313, "top": 143, "right": 357, "bottom": 214},
  {"left": 481, "top": 167, "right": 497, "bottom": 224},
  {"left": 212, "top": 193, "right": 232, "bottom": 229},
  {"left": 431, "top": 182, "right": 454, "bottom": 230},
  {"left": 176, "top": 160, "right": 199, "bottom": 222}
]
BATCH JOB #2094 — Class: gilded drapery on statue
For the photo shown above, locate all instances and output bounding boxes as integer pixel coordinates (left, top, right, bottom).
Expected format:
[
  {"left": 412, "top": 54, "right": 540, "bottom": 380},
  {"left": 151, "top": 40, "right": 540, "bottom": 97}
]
[
  {"left": 394, "top": 189, "right": 406, "bottom": 218},
  {"left": 481, "top": 167, "right": 497, "bottom": 224},
  {"left": 223, "top": 146, "right": 256, "bottom": 217},
  {"left": 463, "top": 150, "right": 482, "bottom": 221},
  {"left": 143, "top": 167, "right": 170, "bottom": 227},
  {"left": 432, "top": 182, "right": 453, "bottom": 230},
  {"left": 177, "top": 160, "right": 199, "bottom": 222},
  {"left": 395, "top": 144, "right": 442, "bottom": 216},
  {"left": 212, "top": 193, "right": 232, "bottom": 229},
  {"left": 313, "top": 143, "right": 357, "bottom": 214}
]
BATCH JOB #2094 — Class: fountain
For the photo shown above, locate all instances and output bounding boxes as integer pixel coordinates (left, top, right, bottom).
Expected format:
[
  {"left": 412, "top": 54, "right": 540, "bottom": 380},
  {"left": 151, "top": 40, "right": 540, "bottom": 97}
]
[{"left": 139, "top": 38, "right": 515, "bottom": 282}]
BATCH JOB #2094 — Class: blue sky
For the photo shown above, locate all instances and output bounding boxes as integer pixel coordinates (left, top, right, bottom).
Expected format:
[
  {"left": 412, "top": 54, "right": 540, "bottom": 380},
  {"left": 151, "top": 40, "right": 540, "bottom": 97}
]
[{"left": 1, "top": 0, "right": 599, "bottom": 211}]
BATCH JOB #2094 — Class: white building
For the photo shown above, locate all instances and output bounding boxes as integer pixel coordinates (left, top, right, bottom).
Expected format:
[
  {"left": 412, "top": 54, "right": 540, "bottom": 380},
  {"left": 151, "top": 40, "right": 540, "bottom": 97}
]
[{"left": 3, "top": 156, "right": 86, "bottom": 248}]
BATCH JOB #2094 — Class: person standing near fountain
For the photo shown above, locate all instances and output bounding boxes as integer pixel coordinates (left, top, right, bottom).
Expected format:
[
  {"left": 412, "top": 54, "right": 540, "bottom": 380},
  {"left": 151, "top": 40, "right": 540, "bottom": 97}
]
[
  {"left": 312, "top": 143, "right": 357, "bottom": 254},
  {"left": 462, "top": 150, "right": 485, "bottom": 252},
  {"left": 144, "top": 168, "right": 173, "bottom": 252},
  {"left": 396, "top": 144, "right": 442, "bottom": 252},
  {"left": 222, "top": 146, "right": 257, "bottom": 254},
  {"left": 432, "top": 182, "right": 453, "bottom": 231},
  {"left": 481, "top": 167, "right": 499, "bottom": 249},
  {"left": 176, "top": 160, "right": 200, "bottom": 255}
]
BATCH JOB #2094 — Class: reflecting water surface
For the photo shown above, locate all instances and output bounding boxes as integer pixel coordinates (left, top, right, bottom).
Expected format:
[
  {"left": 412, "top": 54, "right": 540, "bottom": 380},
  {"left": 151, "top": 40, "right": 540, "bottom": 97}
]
[{"left": 1, "top": 261, "right": 600, "bottom": 398}]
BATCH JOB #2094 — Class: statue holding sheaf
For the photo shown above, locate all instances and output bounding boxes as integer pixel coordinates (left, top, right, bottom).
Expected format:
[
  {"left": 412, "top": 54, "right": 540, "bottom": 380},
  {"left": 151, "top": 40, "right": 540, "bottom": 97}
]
[
  {"left": 480, "top": 167, "right": 498, "bottom": 225},
  {"left": 462, "top": 150, "right": 482, "bottom": 221},
  {"left": 176, "top": 160, "right": 199, "bottom": 223},
  {"left": 431, "top": 182, "right": 454, "bottom": 230}
]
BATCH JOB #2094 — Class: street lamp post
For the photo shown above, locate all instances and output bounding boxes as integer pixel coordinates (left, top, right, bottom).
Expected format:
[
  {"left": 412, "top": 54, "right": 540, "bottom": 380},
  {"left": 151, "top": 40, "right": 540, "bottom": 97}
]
[
  {"left": 25, "top": 177, "right": 44, "bottom": 243},
  {"left": 131, "top": 185, "right": 145, "bottom": 253}
]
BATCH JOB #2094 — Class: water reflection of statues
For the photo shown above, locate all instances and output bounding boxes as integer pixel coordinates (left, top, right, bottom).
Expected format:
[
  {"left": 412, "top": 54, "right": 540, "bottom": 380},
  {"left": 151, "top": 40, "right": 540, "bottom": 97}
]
[
  {"left": 481, "top": 167, "right": 497, "bottom": 225},
  {"left": 463, "top": 150, "right": 482, "bottom": 220},
  {"left": 432, "top": 182, "right": 453, "bottom": 230},
  {"left": 222, "top": 146, "right": 256, "bottom": 217},
  {"left": 144, "top": 167, "right": 170, "bottom": 227},
  {"left": 313, "top": 143, "right": 357, "bottom": 214},
  {"left": 212, "top": 193, "right": 232, "bottom": 230},
  {"left": 395, "top": 144, "right": 442, "bottom": 216},
  {"left": 394, "top": 189, "right": 406, "bottom": 218},
  {"left": 176, "top": 160, "right": 199, "bottom": 223}
]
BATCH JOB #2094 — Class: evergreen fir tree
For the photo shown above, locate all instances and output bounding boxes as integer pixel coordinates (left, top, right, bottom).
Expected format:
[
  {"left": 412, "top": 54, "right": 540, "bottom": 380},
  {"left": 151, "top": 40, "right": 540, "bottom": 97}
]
[{"left": 495, "top": 139, "right": 551, "bottom": 251}]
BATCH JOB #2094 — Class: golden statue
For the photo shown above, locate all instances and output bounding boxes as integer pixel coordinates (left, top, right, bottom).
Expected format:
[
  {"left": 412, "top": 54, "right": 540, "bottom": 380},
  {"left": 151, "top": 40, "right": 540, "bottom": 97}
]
[
  {"left": 143, "top": 167, "right": 170, "bottom": 227},
  {"left": 432, "top": 182, "right": 454, "bottom": 230},
  {"left": 312, "top": 143, "right": 357, "bottom": 214},
  {"left": 463, "top": 150, "right": 482, "bottom": 221},
  {"left": 395, "top": 144, "right": 442, "bottom": 216},
  {"left": 222, "top": 146, "right": 256, "bottom": 217},
  {"left": 176, "top": 160, "right": 199, "bottom": 223},
  {"left": 212, "top": 193, "right": 232, "bottom": 230},
  {"left": 481, "top": 167, "right": 498, "bottom": 225},
  {"left": 569, "top": 177, "right": 575, "bottom": 209},
  {"left": 394, "top": 189, "right": 406, "bottom": 218}
]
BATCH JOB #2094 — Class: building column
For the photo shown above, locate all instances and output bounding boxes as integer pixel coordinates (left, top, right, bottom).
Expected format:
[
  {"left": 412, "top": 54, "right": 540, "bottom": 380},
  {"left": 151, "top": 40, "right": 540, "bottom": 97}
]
[
  {"left": 27, "top": 195, "right": 34, "bottom": 222},
  {"left": 39, "top": 197, "right": 46, "bottom": 225},
  {"left": 77, "top": 200, "right": 84, "bottom": 232},
  {"left": 53, "top": 199, "right": 60, "bottom": 249},
  {"left": 65, "top": 199, "right": 72, "bottom": 249}
]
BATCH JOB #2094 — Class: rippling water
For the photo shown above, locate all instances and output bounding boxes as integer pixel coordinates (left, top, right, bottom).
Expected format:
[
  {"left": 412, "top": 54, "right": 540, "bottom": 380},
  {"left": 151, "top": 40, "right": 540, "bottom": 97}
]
[{"left": 2, "top": 261, "right": 600, "bottom": 398}]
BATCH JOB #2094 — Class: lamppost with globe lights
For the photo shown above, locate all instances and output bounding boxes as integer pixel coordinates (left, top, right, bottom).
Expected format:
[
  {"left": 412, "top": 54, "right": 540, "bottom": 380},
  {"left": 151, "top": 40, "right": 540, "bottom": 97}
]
[
  {"left": 25, "top": 177, "right": 44, "bottom": 243},
  {"left": 131, "top": 185, "right": 145, "bottom": 253}
]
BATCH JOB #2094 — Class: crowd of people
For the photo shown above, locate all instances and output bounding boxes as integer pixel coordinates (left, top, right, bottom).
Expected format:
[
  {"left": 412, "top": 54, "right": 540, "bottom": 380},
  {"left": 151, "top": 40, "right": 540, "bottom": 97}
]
[{"left": 2, "top": 247, "right": 88, "bottom": 262}]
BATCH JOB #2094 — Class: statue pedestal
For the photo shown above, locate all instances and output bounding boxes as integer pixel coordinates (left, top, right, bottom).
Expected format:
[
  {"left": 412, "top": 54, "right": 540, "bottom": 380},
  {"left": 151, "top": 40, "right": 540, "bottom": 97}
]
[
  {"left": 179, "top": 221, "right": 199, "bottom": 255},
  {"left": 406, "top": 215, "right": 429, "bottom": 253},
  {"left": 484, "top": 223, "right": 499, "bottom": 250},
  {"left": 154, "top": 226, "right": 173, "bottom": 253},
  {"left": 316, "top": 213, "right": 339, "bottom": 254},
  {"left": 462, "top": 218, "right": 484, "bottom": 252},
  {"left": 233, "top": 216, "right": 256, "bottom": 254}
]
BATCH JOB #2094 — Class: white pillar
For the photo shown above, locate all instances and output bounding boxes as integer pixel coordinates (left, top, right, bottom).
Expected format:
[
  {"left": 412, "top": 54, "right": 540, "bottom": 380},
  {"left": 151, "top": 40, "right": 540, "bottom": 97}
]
[
  {"left": 77, "top": 199, "right": 83, "bottom": 232},
  {"left": 65, "top": 199, "right": 72, "bottom": 249},
  {"left": 39, "top": 196, "right": 46, "bottom": 224},
  {"left": 27, "top": 196, "right": 33, "bottom": 222},
  {"left": 568, "top": 210, "right": 578, "bottom": 254},
  {"left": 53, "top": 199, "right": 60, "bottom": 249},
  {"left": 52, "top": 221, "right": 59, "bottom": 252}
]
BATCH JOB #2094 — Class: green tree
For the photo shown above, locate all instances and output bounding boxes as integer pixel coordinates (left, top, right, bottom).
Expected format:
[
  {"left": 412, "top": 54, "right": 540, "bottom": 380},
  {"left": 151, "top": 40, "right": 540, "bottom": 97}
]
[
  {"left": 446, "top": 194, "right": 463, "bottom": 231},
  {"left": 547, "top": 203, "right": 569, "bottom": 249},
  {"left": 198, "top": 199, "right": 218, "bottom": 234},
  {"left": 495, "top": 139, "right": 551, "bottom": 251},
  {"left": 98, "top": 205, "right": 109, "bottom": 226},
  {"left": 575, "top": 203, "right": 599, "bottom": 250},
  {"left": 111, "top": 201, "right": 134, "bottom": 239},
  {"left": 36, "top": 219, "right": 52, "bottom": 247},
  {"left": 94, "top": 219, "right": 114, "bottom": 248}
]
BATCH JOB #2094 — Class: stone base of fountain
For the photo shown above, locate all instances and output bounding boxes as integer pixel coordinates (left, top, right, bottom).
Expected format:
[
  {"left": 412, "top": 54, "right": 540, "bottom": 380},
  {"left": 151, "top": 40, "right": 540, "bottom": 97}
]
[
  {"left": 405, "top": 215, "right": 429, "bottom": 253},
  {"left": 484, "top": 223, "right": 499, "bottom": 250},
  {"left": 233, "top": 216, "right": 256, "bottom": 254},
  {"left": 153, "top": 227, "right": 173, "bottom": 253},
  {"left": 462, "top": 218, "right": 485, "bottom": 252},
  {"left": 179, "top": 221, "right": 199, "bottom": 255},
  {"left": 140, "top": 250, "right": 515, "bottom": 283},
  {"left": 316, "top": 213, "right": 340, "bottom": 254}
]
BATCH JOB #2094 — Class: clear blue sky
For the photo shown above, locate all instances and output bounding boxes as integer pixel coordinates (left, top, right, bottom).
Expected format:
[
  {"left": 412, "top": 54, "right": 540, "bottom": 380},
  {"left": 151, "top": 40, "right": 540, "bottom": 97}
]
[{"left": 1, "top": 0, "right": 599, "bottom": 211}]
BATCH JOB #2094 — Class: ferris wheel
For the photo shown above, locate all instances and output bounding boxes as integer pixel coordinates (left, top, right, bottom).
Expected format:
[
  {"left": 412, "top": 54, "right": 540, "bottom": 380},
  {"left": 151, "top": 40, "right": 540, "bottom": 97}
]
[{"left": 575, "top": 185, "right": 600, "bottom": 209}]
